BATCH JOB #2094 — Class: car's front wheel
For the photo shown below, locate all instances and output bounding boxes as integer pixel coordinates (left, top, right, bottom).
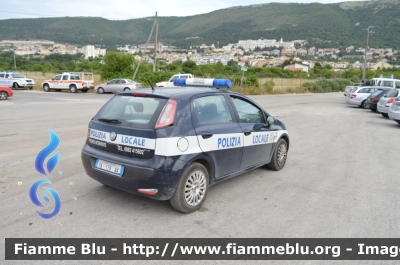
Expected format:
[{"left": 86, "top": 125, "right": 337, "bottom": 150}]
[
  {"left": 0, "top": 91, "right": 8, "bottom": 100},
  {"left": 123, "top": 87, "right": 130, "bottom": 91},
  {"left": 381, "top": 112, "right": 388, "bottom": 117},
  {"left": 267, "top": 138, "right": 288, "bottom": 171},
  {"left": 13, "top": 83, "right": 19, "bottom": 90},
  {"left": 170, "top": 163, "right": 209, "bottom": 213},
  {"left": 69, "top": 85, "right": 77, "bottom": 93},
  {"left": 97, "top": 87, "right": 104, "bottom": 94}
]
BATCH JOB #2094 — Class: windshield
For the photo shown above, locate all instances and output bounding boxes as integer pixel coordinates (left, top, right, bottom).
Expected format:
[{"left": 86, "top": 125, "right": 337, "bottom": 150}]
[
  {"left": 95, "top": 95, "right": 167, "bottom": 129},
  {"left": 11, "top": 74, "right": 25, "bottom": 78},
  {"left": 370, "top": 90, "right": 383, "bottom": 97}
]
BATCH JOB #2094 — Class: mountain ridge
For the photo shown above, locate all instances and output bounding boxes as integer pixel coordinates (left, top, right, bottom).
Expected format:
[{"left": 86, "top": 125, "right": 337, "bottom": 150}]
[{"left": 0, "top": 0, "right": 399, "bottom": 49}]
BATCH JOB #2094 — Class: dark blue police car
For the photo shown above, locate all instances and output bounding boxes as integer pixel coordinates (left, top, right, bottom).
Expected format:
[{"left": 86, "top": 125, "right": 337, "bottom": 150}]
[{"left": 81, "top": 78, "right": 289, "bottom": 213}]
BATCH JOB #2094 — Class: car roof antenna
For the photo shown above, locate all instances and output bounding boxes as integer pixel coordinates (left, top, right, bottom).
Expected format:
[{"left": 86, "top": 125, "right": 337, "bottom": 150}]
[{"left": 144, "top": 77, "right": 155, "bottom": 90}]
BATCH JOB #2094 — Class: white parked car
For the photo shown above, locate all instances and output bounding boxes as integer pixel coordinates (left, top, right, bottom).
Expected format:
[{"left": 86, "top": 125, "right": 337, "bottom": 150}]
[
  {"left": 344, "top": 85, "right": 358, "bottom": 97},
  {"left": 156, "top": 73, "right": 194, "bottom": 87},
  {"left": 345, "top": 86, "right": 385, "bottom": 108},
  {"left": 377, "top": 89, "right": 400, "bottom": 117},
  {"left": 0, "top": 71, "right": 35, "bottom": 90},
  {"left": 388, "top": 96, "right": 400, "bottom": 124}
]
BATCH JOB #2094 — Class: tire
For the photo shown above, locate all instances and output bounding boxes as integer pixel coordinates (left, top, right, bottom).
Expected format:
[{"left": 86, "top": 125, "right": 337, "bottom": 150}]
[
  {"left": 69, "top": 85, "right": 77, "bottom": 93},
  {"left": 170, "top": 163, "right": 209, "bottom": 213},
  {"left": 381, "top": 113, "right": 388, "bottom": 117},
  {"left": 370, "top": 107, "right": 377, "bottom": 112},
  {"left": 123, "top": 87, "right": 130, "bottom": 91},
  {"left": 29, "top": 87, "right": 33, "bottom": 90},
  {"left": 0, "top": 91, "right": 8, "bottom": 100},
  {"left": 13, "top": 82, "right": 19, "bottom": 90},
  {"left": 397, "top": 121, "right": 400, "bottom": 125},
  {"left": 361, "top": 100, "right": 368, "bottom": 109},
  {"left": 97, "top": 87, "right": 104, "bottom": 94},
  {"left": 43, "top": 84, "right": 51, "bottom": 92},
  {"left": 267, "top": 138, "right": 288, "bottom": 171}
]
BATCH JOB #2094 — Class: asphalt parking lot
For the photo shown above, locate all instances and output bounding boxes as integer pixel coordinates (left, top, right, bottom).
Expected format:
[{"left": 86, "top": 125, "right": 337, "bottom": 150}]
[{"left": 1, "top": 90, "right": 399, "bottom": 264}]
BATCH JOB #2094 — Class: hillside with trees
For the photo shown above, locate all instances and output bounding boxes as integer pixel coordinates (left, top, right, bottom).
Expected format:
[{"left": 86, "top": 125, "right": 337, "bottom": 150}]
[{"left": 0, "top": 0, "right": 400, "bottom": 49}]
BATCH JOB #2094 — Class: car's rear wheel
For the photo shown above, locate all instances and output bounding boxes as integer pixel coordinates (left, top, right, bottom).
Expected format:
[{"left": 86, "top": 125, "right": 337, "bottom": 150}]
[
  {"left": 97, "top": 87, "right": 104, "bottom": 94},
  {"left": 381, "top": 113, "right": 388, "bottom": 117},
  {"left": 13, "top": 83, "right": 19, "bottom": 90},
  {"left": 170, "top": 163, "right": 209, "bottom": 213},
  {"left": 362, "top": 100, "right": 368, "bottom": 109},
  {"left": 69, "top": 85, "right": 77, "bottom": 93},
  {"left": 370, "top": 107, "right": 376, "bottom": 112},
  {"left": 43, "top": 84, "right": 51, "bottom": 92},
  {"left": 0, "top": 91, "right": 8, "bottom": 100},
  {"left": 267, "top": 138, "right": 288, "bottom": 171},
  {"left": 123, "top": 87, "right": 130, "bottom": 91}
]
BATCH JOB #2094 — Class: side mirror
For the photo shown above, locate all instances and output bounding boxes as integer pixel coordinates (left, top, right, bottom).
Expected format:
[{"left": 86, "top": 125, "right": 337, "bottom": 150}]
[{"left": 267, "top": 116, "right": 275, "bottom": 125}]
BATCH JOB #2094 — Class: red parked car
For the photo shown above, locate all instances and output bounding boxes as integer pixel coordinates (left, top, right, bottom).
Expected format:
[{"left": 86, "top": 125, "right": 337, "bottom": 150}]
[{"left": 0, "top": 86, "right": 13, "bottom": 100}]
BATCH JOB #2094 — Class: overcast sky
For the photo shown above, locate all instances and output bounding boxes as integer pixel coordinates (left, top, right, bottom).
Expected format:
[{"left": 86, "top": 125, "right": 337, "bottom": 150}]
[{"left": 1, "top": 0, "right": 369, "bottom": 20}]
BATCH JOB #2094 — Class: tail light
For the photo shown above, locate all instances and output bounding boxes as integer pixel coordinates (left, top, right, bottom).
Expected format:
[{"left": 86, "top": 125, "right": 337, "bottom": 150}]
[
  {"left": 387, "top": 98, "right": 396, "bottom": 104},
  {"left": 351, "top": 94, "right": 357, "bottom": 99},
  {"left": 371, "top": 97, "right": 377, "bottom": 101},
  {"left": 132, "top": 92, "right": 147, "bottom": 97},
  {"left": 155, "top": 99, "right": 177, "bottom": 129}
]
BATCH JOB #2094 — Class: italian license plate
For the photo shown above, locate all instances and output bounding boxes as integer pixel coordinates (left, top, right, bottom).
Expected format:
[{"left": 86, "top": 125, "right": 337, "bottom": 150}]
[{"left": 95, "top": 159, "right": 124, "bottom": 176}]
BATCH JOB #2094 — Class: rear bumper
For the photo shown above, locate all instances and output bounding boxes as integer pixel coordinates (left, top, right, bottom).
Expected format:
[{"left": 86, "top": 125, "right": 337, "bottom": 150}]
[
  {"left": 377, "top": 104, "right": 390, "bottom": 114},
  {"left": 81, "top": 143, "right": 181, "bottom": 200},
  {"left": 388, "top": 109, "right": 400, "bottom": 121},
  {"left": 346, "top": 98, "right": 361, "bottom": 105}
]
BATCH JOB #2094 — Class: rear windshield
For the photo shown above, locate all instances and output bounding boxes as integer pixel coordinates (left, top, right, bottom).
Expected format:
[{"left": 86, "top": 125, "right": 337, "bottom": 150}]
[
  {"left": 385, "top": 89, "right": 399, "bottom": 98},
  {"left": 370, "top": 90, "right": 383, "bottom": 97},
  {"left": 95, "top": 95, "right": 167, "bottom": 129}
]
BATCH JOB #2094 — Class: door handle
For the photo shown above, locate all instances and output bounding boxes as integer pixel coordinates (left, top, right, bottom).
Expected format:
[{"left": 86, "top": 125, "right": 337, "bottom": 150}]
[
  {"left": 244, "top": 130, "right": 251, "bottom": 136},
  {"left": 201, "top": 132, "right": 213, "bottom": 139}
]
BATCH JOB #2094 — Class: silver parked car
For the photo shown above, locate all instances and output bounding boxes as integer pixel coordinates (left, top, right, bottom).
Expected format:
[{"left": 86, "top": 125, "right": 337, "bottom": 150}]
[
  {"left": 388, "top": 96, "right": 400, "bottom": 124},
  {"left": 377, "top": 89, "right": 400, "bottom": 117},
  {"left": 95, "top": 79, "right": 142, "bottom": 94},
  {"left": 346, "top": 86, "right": 384, "bottom": 108},
  {"left": 344, "top": 85, "right": 358, "bottom": 97}
]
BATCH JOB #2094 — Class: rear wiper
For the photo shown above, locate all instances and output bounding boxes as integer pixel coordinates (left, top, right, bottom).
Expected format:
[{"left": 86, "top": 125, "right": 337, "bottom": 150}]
[{"left": 98, "top": 118, "right": 121, "bottom": 124}]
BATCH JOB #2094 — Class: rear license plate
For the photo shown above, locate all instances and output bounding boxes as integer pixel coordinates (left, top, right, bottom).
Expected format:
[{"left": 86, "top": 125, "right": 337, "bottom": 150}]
[{"left": 95, "top": 159, "right": 124, "bottom": 176}]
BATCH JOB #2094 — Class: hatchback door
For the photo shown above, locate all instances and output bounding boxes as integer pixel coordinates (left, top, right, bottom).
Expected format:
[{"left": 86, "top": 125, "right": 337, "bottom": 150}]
[
  {"left": 88, "top": 94, "right": 168, "bottom": 160},
  {"left": 229, "top": 95, "right": 273, "bottom": 170},
  {"left": 191, "top": 94, "right": 243, "bottom": 178}
]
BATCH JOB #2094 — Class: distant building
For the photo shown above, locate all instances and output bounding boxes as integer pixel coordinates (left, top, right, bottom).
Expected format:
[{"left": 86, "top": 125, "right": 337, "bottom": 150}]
[
  {"left": 284, "top": 63, "right": 309, "bottom": 73},
  {"left": 84, "top": 45, "right": 106, "bottom": 59}
]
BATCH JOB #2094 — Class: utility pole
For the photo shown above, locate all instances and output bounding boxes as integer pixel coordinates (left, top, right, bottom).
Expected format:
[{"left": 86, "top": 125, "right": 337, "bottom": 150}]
[
  {"left": 153, "top": 12, "right": 158, "bottom": 73},
  {"left": 133, "top": 11, "right": 157, "bottom": 80},
  {"left": 362, "top": 25, "right": 374, "bottom": 81},
  {"left": 13, "top": 44, "right": 16, "bottom": 69}
]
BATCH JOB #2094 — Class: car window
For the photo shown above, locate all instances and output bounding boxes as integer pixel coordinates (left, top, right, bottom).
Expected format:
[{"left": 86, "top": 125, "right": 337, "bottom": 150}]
[
  {"left": 192, "top": 95, "right": 233, "bottom": 124},
  {"left": 180, "top": 76, "right": 188, "bottom": 79},
  {"left": 382, "top": 81, "right": 393, "bottom": 87},
  {"left": 53, "top": 75, "right": 62, "bottom": 80},
  {"left": 396, "top": 82, "right": 400, "bottom": 89},
  {"left": 5, "top": 74, "right": 11, "bottom": 78},
  {"left": 96, "top": 96, "right": 167, "bottom": 129},
  {"left": 357, "top": 88, "right": 370, "bottom": 93},
  {"left": 0, "top": 74, "right": 4, "bottom": 78},
  {"left": 117, "top": 80, "right": 126, "bottom": 84},
  {"left": 171, "top": 76, "right": 179, "bottom": 82},
  {"left": 385, "top": 90, "right": 399, "bottom": 97},
  {"left": 126, "top": 79, "right": 134, "bottom": 83},
  {"left": 370, "top": 90, "right": 383, "bottom": 97},
  {"left": 230, "top": 96, "right": 266, "bottom": 124},
  {"left": 11, "top": 73, "right": 25, "bottom": 78},
  {"left": 62, "top": 75, "right": 69, "bottom": 80},
  {"left": 108, "top": 80, "right": 118, "bottom": 84}
]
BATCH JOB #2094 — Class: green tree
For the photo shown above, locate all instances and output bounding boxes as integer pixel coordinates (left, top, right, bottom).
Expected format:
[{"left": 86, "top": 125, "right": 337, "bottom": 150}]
[
  {"left": 100, "top": 51, "right": 134, "bottom": 80},
  {"left": 182, "top": 60, "right": 197, "bottom": 74}
]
